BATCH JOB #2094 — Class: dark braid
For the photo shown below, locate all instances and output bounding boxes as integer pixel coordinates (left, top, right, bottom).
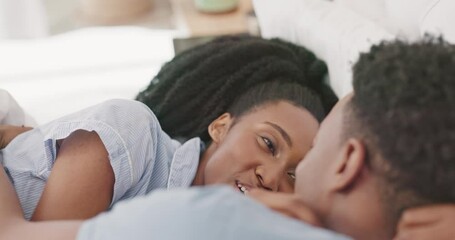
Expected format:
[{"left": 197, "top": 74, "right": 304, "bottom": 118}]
[
  {"left": 136, "top": 35, "right": 338, "bottom": 142},
  {"left": 270, "top": 38, "right": 338, "bottom": 113}
]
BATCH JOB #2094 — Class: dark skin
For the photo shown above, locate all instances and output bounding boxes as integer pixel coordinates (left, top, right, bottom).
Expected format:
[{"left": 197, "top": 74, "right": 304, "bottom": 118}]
[
  {"left": 0, "top": 101, "right": 319, "bottom": 221},
  {"left": 31, "top": 130, "right": 114, "bottom": 220},
  {"left": 394, "top": 205, "right": 455, "bottom": 240},
  {"left": 1, "top": 126, "right": 115, "bottom": 220},
  {"left": 2, "top": 124, "right": 454, "bottom": 239},
  {"left": 247, "top": 189, "right": 321, "bottom": 227},
  {"left": 0, "top": 165, "right": 82, "bottom": 240},
  {"left": 249, "top": 190, "right": 455, "bottom": 240}
]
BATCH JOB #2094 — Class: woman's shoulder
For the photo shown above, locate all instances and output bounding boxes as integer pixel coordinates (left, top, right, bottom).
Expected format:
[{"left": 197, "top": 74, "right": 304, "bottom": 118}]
[
  {"left": 59, "top": 99, "right": 161, "bottom": 127},
  {"left": 38, "top": 99, "right": 165, "bottom": 144}
]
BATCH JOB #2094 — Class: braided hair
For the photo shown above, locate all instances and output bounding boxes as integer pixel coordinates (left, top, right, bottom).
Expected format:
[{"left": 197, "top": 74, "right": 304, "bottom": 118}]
[{"left": 136, "top": 35, "right": 338, "bottom": 143}]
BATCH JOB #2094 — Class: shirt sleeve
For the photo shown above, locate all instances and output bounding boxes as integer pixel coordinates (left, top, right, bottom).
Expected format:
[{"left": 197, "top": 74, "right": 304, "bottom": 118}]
[
  {"left": 77, "top": 186, "right": 352, "bottom": 240},
  {"left": 39, "top": 99, "right": 163, "bottom": 205}
]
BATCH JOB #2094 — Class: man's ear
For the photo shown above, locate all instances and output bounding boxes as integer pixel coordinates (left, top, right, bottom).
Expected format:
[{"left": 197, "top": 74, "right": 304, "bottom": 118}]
[
  {"left": 331, "top": 138, "right": 367, "bottom": 192},
  {"left": 208, "top": 113, "right": 233, "bottom": 144}
]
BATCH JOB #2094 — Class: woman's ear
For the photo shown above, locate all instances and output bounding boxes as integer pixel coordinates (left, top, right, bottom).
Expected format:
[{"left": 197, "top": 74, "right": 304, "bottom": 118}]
[
  {"left": 208, "top": 113, "right": 233, "bottom": 144},
  {"left": 331, "top": 138, "right": 367, "bottom": 192}
]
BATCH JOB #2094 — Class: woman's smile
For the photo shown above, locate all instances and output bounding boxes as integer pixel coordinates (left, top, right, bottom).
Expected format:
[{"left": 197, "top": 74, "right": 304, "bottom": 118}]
[{"left": 235, "top": 180, "right": 253, "bottom": 194}]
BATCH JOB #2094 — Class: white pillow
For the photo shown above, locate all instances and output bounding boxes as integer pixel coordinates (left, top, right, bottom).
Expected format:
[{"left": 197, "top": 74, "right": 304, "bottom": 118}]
[
  {"left": 253, "top": 0, "right": 393, "bottom": 97},
  {"left": 253, "top": 0, "right": 455, "bottom": 97},
  {"left": 0, "top": 89, "right": 36, "bottom": 126},
  {"left": 419, "top": 0, "right": 455, "bottom": 43}
]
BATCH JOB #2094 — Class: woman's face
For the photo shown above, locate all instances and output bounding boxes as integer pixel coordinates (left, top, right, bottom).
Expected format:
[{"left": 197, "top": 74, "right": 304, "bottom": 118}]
[{"left": 198, "top": 101, "right": 319, "bottom": 193}]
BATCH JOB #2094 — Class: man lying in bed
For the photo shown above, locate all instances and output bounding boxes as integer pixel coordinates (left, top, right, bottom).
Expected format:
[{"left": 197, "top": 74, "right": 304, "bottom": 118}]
[{"left": 1, "top": 38, "right": 454, "bottom": 240}]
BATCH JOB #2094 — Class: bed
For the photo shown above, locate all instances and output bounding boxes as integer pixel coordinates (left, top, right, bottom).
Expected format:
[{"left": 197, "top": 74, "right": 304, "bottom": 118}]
[
  {"left": 2, "top": 0, "right": 454, "bottom": 125},
  {"left": 0, "top": 27, "right": 175, "bottom": 125}
]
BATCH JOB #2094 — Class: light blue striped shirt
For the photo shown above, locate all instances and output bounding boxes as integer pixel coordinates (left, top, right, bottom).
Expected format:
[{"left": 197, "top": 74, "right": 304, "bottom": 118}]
[
  {"left": 78, "top": 186, "right": 352, "bottom": 240},
  {"left": 1, "top": 99, "right": 202, "bottom": 220}
]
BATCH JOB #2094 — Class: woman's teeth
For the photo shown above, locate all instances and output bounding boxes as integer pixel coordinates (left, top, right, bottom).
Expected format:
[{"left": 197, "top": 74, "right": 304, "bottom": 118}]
[{"left": 236, "top": 182, "right": 248, "bottom": 194}]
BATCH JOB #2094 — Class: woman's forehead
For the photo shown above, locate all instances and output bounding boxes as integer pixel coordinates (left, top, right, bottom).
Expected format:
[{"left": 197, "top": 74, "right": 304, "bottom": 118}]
[{"left": 235, "top": 101, "right": 319, "bottom": 143}]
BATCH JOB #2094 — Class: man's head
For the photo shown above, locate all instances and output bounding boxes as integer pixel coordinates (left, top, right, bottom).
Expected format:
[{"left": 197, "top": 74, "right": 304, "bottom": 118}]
[{"left": 295, "top": 38, "right": 455, "bottom": 239}]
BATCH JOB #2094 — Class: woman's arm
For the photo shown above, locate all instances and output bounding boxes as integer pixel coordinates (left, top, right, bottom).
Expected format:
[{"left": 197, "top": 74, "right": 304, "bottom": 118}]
[
  {"left": 4, "top": 220, "right": 82, "bottom": 240},
  {"left": 0, "top": 163, "right": 24, "bottom": 227},
  {"left": 394, "top": 205, "right": 455, "bottom": 240},
  {"left": 0, "top": 164, "right": 82, "bottom": 240},
  {"left": 31, "top": 130, "right": 115, "bottom": 220},
  {"left": 247, "top": 189, "right": 321, "bottom": 227}
]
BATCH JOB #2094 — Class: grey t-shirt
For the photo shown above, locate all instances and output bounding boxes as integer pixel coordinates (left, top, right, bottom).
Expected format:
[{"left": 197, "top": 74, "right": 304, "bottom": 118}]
[{"left": 78, "top": 186, "right": 352, "bottom": 240}]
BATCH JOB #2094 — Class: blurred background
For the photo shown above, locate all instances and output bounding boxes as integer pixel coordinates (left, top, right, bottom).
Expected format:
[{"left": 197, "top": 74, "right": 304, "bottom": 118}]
[{"left": 0, "top": 0, "right": 259, "bottom": 124}]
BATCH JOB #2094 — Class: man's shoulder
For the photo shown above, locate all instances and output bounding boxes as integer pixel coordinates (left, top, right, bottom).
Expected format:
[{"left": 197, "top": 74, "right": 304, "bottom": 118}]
[{"left": 78, "top": 186, "right": 351, "bottom": 240}]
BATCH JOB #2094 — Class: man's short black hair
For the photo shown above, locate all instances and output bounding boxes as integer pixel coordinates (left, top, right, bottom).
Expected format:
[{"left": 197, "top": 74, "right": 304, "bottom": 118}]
[{"left": 344, "top": 37, "right": 455, "bottom": 229}]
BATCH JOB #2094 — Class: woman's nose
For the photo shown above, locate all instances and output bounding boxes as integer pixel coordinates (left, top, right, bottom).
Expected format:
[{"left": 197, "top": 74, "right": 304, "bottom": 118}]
[{"left": 255, "top": 165, "right": 284, "bottom": 192}]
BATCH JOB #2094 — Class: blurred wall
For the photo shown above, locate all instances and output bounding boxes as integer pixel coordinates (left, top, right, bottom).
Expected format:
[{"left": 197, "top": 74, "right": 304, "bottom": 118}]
[{"left": 0, "top": 0, "right": 49, "bottom": 38}]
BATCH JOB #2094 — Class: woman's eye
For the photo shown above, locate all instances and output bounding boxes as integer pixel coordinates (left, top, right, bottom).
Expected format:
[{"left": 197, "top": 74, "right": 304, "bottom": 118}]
[{"left": 261, "top": 137, "right": 276, "bottom": 156}]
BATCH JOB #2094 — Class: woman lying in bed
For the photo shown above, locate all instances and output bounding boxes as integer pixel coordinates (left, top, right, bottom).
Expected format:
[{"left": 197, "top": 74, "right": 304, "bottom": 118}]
[
  {"left": 1, "top": 35, "right": 454, "bottom": 240},
  {"left": 0, "top": 35, "right": 336, "bottom": 221}
]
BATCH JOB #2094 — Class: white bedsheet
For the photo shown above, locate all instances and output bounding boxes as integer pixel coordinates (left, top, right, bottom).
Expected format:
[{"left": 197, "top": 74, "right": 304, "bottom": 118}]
[{"left": 0, "top": 27, "right": 176, "bottom": 125}]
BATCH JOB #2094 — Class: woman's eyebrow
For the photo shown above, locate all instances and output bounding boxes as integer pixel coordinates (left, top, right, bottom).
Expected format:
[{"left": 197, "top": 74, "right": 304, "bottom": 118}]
[{"left": 264, "top": 121, "right": 292, "bottom": 148}]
